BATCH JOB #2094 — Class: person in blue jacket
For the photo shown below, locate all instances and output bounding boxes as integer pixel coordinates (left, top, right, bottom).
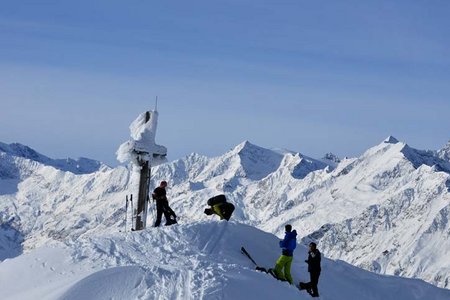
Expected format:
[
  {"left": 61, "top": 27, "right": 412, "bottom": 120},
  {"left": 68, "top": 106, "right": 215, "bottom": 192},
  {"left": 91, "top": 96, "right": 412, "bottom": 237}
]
[{"left": 273, "top": 224, "right": 297, "bottom": 284}]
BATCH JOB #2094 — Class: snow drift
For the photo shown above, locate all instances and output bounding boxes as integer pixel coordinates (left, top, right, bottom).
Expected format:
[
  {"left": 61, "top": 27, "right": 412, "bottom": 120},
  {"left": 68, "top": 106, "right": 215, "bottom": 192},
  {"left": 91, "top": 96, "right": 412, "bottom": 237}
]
[{"left": 1, "top": 222, "right": 449, "bottom": 300}]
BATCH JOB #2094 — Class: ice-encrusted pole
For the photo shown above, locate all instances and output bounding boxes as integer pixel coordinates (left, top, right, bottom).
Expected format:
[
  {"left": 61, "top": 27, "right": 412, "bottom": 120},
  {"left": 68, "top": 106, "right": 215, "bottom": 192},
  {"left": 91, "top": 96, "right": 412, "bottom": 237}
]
[
  {"left": 134, "top": 111, "right": 151, "bottom": 231},
  {"left": 117, "top": 106, "right": 167, "bottom": 231}
]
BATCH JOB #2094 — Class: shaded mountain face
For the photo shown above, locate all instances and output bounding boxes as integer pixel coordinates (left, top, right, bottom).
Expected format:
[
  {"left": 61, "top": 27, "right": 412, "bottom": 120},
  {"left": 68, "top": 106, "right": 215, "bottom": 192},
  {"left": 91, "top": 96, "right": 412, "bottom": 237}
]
[{"left": 0, "top": 137, "right": 449, "bottom": 288}]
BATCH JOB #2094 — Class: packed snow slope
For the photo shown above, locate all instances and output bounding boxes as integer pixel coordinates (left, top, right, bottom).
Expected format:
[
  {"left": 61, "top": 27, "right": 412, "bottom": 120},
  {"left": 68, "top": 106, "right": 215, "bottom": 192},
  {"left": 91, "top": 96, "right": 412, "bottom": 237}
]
[
  {"left": 0, "top": 137, "right": 449, "bottom": 289},
  {"left": 1, "top": 221, "right": 449, "bottom": 300}
]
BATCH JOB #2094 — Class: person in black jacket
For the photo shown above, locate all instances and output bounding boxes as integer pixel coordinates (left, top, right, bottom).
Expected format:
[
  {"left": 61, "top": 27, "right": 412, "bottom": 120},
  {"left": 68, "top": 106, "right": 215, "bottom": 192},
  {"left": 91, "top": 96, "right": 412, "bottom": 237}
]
[
  {"left": 152, "top": 180, "right": 177, "bottom": 227},
  {"left": 299, "top": 242, "right": 321, "bottom": 297}
]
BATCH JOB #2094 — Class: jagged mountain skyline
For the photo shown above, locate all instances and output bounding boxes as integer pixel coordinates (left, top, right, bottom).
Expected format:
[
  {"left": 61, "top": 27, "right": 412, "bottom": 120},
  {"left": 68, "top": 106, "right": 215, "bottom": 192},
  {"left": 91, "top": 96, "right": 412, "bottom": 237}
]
[
  {"left": 0, "top": 136, "right": 449, "bottom": 289},
  {"left": 2, "top": 135, "right": 449, "bottom": 168}
]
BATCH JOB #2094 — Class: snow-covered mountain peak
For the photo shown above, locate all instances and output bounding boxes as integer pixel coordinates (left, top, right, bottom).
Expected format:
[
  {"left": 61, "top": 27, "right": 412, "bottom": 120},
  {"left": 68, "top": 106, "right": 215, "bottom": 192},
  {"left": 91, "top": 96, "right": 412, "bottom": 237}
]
[
  {"left": 227, "top": 141, "right": 331, "bottom": 181},
  {"left": 232, "top": 140, "right": 252, "bottom": 152},
  {"left": 363, "top": 137, "right": 450, "bottom": 174},
  {"left": 384, "top": 135, "right": 400, "bottom": 144},
  {"left": 336, "top": 138, "right": 449, "bottom": 192},
  {"left": 356, "top": 138, "right": 407, "bottom": 171},
  {"left": 352, "top": 136, "right": 450, "bottom": 175},
  {"left": 225, "top": 141, "right": 284, "bottom": 181},
  {"left": 231, "top": 140, "right": 275, "bottom": 158}
]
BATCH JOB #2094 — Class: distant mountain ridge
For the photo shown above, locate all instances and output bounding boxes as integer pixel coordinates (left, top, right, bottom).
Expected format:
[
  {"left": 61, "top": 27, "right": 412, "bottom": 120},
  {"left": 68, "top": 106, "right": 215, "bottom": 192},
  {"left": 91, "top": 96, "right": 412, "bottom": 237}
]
[
  {"left": 0, "top": 142, "right": 107, "bottom": 175},
  {"left": 0, "top": 137, "right": 449, "bottom": 289}
]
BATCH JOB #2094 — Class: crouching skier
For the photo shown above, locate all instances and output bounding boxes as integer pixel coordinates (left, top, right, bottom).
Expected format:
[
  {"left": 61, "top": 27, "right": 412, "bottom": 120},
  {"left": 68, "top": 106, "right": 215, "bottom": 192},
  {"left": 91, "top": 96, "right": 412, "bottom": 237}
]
[
  {"left": 272, "top": 224, "right": 297, "bottom": 285},
  {"left": 204, "top": 194, "right": 235, "bottom": 221}
]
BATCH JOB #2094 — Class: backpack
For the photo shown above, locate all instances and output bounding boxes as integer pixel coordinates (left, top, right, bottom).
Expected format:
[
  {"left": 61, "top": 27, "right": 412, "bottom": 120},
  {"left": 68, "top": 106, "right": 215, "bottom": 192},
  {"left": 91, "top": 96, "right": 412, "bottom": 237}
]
[{"left": 207, "top": 194, "right": 227, "bottom": 206}]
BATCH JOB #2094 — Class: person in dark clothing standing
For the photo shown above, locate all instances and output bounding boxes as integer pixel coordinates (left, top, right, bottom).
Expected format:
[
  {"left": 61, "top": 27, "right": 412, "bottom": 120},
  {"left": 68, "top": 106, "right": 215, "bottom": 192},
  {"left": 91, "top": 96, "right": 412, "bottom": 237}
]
[
  {"left": 152, "top": 180, "right": 177, "bottom": 227},
  {"left": 299, "top": 242, "right": 321, "bottom": 297}
]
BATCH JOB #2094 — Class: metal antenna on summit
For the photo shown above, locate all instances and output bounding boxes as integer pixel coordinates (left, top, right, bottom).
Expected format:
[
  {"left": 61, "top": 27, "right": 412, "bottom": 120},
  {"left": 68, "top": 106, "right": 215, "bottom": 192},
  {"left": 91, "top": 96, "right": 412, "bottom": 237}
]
[{"left": 155, "top": 96, "right": 158, "bottom": 111}]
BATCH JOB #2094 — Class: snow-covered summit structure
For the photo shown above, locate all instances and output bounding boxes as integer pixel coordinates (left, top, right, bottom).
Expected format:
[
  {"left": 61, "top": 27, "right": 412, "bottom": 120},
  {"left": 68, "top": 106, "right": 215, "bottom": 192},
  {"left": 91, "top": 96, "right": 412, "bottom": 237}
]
[{"left": 116, "top": 110, "right": 167, "bottom": 166}]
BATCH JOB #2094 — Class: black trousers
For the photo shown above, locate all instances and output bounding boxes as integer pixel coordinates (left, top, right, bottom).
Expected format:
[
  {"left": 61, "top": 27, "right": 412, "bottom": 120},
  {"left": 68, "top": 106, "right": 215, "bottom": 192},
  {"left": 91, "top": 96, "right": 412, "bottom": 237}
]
[
  {"left": 154, "top": 199, "right": 176, "bottom": 227},
  {"left": 305, "top": 271, "right": 320, "bottom": 297}
]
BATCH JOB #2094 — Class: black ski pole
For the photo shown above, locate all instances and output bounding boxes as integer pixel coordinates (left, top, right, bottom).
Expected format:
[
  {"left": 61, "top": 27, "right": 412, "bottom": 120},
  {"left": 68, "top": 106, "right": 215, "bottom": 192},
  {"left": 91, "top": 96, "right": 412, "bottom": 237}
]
[
  {"left": 125, "top": 195, "right": 129, "bottom": 232},
  {"left": 241, "top": 247, "right": 258, "bottom": 266},
  {"left": 130, "top": 194, "right": 134, "bottom": 231}
]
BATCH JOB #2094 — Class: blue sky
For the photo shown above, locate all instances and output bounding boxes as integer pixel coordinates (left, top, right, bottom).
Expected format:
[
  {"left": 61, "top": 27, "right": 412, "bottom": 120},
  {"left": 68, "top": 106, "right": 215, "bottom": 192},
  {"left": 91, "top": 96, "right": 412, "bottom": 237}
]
[{"left": 1, "top": 1, "right": 449, "bottom": 166}]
